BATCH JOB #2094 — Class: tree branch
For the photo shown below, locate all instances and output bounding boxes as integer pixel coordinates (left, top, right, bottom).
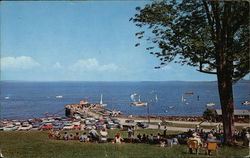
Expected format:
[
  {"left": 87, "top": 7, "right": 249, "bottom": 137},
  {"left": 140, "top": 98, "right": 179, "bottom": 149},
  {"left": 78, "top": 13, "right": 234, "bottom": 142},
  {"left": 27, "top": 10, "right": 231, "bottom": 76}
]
[
  {"left": 202, "top": 0, "right": 216, "bottom": 41},
  {"left": 197, "top": 69, "right": 217, "bottom": 74}
]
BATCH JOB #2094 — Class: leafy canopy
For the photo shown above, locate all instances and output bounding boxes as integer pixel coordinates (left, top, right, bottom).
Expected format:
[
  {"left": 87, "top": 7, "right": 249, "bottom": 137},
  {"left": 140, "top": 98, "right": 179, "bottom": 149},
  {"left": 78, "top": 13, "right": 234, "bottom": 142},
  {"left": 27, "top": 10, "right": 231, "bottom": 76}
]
[{"left": 130, "top": 0, "right": 249, "bottom": 82}]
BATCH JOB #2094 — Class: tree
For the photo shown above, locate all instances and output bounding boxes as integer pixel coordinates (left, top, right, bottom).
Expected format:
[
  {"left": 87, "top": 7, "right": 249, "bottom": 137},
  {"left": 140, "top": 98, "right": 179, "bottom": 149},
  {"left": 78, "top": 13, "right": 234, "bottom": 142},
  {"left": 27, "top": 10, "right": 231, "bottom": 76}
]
[
  {"left": 203, "top": 108, "right": 218, "bottom": 122},
  {"left": 130, "top": 0, "right": 249, "bottom": 145}
]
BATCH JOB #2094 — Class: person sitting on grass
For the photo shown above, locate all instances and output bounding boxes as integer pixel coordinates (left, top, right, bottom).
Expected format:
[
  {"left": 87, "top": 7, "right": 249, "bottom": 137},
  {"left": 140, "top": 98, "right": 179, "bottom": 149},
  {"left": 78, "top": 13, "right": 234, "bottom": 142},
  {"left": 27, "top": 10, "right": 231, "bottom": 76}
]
[
  {"left": 142, "top": 134, "right": 147, "bottom": 143},
  {"left": 100, "top": 128, "right": 108, "bottom": 143},
  {"left": 56, "top": 133, "right": 61, "bottom": 140},
  {"left": 115, "top": 132, "right": 122, "bottom": 144},
  {"left": 172, "top": 136, "right": 179, "bottom": 145},
  {"left": 74, "top": 132, "right": 80, "bottom": 140},
  {"left": 80, "top": 132, "right": 88, "bottom": 142},
  {"left": 48, "top": 130, "right": 54, "bottom": 139},
  {"left": 148, "top": 134, "right": 154, "bottom": 143},
  {"left": 89, "top": 126, "right": 99, "bottom": 142},
  {"left": 68, "top": 134, "right": 74, "bottom": 140},
  {"left": 63, "top": 132, "right": 69, "bottom": 140},
  {"left": 159, "top": 140, "right": 166, "bottom": 147},
  {"left": 135, "top": 133, "right": 142, "bottom": 143}
]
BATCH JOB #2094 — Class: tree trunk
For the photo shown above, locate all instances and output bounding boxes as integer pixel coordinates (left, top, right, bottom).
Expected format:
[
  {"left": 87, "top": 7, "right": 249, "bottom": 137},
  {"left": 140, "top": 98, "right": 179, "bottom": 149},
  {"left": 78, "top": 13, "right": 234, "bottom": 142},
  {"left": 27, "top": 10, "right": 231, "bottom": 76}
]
[{"left": 217, "top": 68, "right": 235, "bottom": 145}]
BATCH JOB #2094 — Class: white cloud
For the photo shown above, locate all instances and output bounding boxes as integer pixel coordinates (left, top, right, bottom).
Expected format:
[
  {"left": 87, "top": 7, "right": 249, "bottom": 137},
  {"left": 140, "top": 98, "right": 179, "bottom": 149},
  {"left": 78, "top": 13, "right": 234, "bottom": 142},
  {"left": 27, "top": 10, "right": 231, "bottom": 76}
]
[
  {"left": 0, "top": 56, "right": 40, "bottom": 70},
  {"left": 70, "top": 58, "right": 119, "bottom": 72},
  {"left": 52, "top": 62, "right": 63, "bottom": 69}
]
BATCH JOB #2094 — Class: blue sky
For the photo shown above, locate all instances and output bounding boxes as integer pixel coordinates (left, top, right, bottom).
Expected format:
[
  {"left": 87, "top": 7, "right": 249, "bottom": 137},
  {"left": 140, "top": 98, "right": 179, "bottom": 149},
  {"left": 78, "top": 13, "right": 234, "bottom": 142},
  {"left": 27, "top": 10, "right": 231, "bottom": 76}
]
[{"left": 0, "top": 1, "right": 220, "bottom": 81}]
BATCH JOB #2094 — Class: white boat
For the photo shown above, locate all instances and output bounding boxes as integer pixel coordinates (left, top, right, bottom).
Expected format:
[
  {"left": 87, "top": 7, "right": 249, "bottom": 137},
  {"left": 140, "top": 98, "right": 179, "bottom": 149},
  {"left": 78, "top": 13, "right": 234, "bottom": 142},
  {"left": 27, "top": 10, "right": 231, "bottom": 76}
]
[
  {"left": 181, "top": 95, "right": 187, "bottom": 102},
  {"left": 4, "top": 96, "right": 10, "bottom": 99},
  {"left": 167, "top": 106, "right": 175, "bottom": 109},
  {"left": 100, "top": 94, "right": 107, "bottom": 107},
  {"left": 242, "top": 101, "right": 250, "bottom": 105},
  {"left": 155, "top": 94, "right": 158, "bottom": 102},
  {"left": 206, "top": 103, "right": 215, "bottom": 107},
  {"left": 130, "top": 93, "right": 148, "bottom": 106},
  {"left": 55, "top": 95, "right": 63, "bottom": 98}
]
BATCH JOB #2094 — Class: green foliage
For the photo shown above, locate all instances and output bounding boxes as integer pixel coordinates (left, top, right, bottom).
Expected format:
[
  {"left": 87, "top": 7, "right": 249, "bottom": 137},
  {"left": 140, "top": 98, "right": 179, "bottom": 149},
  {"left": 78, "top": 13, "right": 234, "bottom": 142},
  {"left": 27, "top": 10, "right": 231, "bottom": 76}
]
[
  {"left": 203, "top": 108, "right": 218, "bottom": 122},
  {"left": 131, "top": 0, "right": 249, "bottom": 82}
]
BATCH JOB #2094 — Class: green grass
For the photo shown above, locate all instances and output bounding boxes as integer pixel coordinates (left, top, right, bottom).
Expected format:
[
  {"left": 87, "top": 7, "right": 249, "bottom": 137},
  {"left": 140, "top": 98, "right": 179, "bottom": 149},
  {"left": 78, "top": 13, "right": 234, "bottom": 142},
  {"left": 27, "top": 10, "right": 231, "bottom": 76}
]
[{"left": 0, "top": 130, "right": 248, "bottom": 158}]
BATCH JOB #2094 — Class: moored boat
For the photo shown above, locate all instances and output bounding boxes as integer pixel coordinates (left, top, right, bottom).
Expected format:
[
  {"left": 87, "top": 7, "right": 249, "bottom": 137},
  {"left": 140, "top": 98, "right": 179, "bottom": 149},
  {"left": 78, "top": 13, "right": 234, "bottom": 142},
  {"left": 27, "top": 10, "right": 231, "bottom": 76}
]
[{"left": 242, "top": 101, "right": 250, "bottom": 105}]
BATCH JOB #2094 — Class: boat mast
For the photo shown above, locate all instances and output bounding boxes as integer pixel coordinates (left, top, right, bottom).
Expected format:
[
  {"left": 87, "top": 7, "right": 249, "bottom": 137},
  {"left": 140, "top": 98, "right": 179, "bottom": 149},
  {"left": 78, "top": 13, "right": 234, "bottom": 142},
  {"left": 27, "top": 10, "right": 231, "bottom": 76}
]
[{"left": 100, "top": 94, "right": 103, "bottom": 104}]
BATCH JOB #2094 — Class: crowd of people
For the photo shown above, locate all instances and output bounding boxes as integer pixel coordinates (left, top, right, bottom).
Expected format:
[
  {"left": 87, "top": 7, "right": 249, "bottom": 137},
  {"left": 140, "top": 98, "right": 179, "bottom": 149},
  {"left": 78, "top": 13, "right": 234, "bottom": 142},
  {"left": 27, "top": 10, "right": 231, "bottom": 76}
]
[{"left": 48, "top": 124, "right": 250, "bottom": 155}]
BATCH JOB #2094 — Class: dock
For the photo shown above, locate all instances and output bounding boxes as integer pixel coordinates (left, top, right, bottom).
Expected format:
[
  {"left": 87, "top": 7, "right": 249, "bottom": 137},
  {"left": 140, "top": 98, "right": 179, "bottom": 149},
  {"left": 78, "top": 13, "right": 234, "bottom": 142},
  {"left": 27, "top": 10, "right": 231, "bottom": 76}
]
[{"left": 65, "top": 100, "right": 122, "bottom": 118}]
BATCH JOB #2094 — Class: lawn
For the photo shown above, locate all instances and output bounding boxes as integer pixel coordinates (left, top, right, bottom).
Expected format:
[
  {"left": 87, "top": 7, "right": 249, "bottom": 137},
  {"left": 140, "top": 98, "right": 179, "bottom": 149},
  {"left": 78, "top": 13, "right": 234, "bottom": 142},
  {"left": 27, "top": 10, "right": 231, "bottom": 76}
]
[{"left": 0, "top": 130, "right": 248, "bottom": 158}]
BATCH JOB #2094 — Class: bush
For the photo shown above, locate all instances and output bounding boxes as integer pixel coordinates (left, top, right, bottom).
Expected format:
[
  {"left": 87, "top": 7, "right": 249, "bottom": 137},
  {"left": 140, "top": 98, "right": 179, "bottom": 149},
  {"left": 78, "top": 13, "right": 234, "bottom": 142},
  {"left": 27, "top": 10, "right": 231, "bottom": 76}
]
[{"left": 203, "top": 108, "right": 218, "bottom": 122}]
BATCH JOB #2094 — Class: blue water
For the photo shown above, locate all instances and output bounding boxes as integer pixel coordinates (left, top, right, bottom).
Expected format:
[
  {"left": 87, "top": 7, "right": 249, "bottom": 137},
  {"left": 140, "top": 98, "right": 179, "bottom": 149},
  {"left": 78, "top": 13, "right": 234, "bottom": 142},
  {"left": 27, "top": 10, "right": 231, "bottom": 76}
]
[{"left": 0, "top": 81, "right": 249, "bottom": 119}]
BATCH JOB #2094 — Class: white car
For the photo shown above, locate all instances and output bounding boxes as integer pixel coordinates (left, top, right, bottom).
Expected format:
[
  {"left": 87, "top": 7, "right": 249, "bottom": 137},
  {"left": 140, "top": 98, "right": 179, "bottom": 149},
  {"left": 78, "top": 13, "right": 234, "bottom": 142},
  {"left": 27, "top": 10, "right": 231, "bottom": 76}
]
[
  {"left": 18, "top": 125, "right": 32, "bottom": 131},
  {"left": 3, "top": 125, "right": 18, "bottom": 131},
  {"left": 62, "top": 124, "right": 74, "bottom": 130},
  {"left": 13, "top": 121, "right": 21, "bottom": 126},
  {"left": 72, "top": 121, "right": 81, "bottom": 126}
]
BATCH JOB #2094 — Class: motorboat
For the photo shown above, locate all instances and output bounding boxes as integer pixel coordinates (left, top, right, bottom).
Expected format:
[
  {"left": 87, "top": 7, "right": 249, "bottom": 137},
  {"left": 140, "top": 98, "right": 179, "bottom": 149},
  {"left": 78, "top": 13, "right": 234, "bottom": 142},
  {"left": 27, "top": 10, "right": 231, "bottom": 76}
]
[
  {"left": 55, "top": 95, "right": 63, "bottom": 98},
  {"left": 167, "top": 106, "right": 175, "bottom": 109},
  {"left": 242, "top": 101, "right": 250, "bottom": 105},
  {"left": 185, "top": 91, "right": 194, "bottom": 95},
  {"left": 206, "top": 103, "right": 215, "bottom": 107}
]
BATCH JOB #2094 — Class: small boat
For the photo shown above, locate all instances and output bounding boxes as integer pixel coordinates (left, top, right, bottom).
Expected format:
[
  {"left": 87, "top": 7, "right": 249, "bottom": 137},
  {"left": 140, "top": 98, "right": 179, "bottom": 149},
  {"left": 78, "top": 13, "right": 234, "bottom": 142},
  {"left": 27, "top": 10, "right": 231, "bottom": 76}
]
[
  {"left": 242, "top": 101, "right": 250, "bottom": 105},
  {"left": 100, "top": 94, "right": 107, "bottom": 107},
  {"left": 130, "top": 93, "right": 148, "bottom": 106},
  {"left": 185, "top": 91, "right": 194, "bottom": 95},
  {"left": 55, "top": 95, "right": 63, "bottom": 98},
  {"left": 165, "top": 110, "right": 168, "bottom": 113},
  {"left": 155, "top": 94, "right": 158, "bottom": 102},
  {"left": 4, "top": 96, "right": 10, "bottom": 99},
  {"left": 167, "top": 106, "right": 175, "bottom": 109},
  {"left": 206, "top": 103, "right": 215, "bottom": 106},
  {"left": 181, "top": 95, "right": 187, "bottom": 102}
]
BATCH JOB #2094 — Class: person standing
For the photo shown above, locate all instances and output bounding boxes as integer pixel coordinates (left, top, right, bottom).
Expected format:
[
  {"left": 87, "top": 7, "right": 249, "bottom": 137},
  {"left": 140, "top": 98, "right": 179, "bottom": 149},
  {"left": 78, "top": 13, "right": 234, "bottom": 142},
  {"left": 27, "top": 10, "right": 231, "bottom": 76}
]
[
  {"left": 158, "top": 122, "right": 161, "bottom": 129},
  {"left": 163, "top": 126, "right": 167, "bottom": 138}
]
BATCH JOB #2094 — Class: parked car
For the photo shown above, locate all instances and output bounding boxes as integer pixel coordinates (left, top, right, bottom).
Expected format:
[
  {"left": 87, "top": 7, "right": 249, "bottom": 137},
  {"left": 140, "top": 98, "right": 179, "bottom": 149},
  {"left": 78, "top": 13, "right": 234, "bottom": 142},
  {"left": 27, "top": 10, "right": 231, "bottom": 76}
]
[
  {"left": 111, "top": 118, "right": 120, "bottom": 124},
  {"left": 72, "top": 120, "right": 81, "bottom": 126},
  {"left": 3, "top": 125, "right": 18, "bottom": 131},
  {"left": 30, "top": 124, "right": 41, "bottom": 131},
  {"left": 137, "top": 122, "right": 149, "bottom": 128},
  {"left": 125, "top": 120, "right": 135, "bottom": 123},
  {"left": 85, "top": 124, "right": 93, "bottom": 130},
  {"left": 73, "top": 125, "right": 81, "bottom": 130},
  {"left": 106, "top": 123, "right": 119, "bottom": 129},
  {"left": 18, "top": 124, "right": 32, "bottom": 131},
  {"left": 62, "top": 124, "right": 74, "bottom": 130},
  {"left": 95, "top": 123, "right": 105, "bottom": 130},
  {"left": 41, "top": 124, "right": 53, "bottom": 130},
  {"left": 53, "top": 123, "right": 63, "bottom": 130}
]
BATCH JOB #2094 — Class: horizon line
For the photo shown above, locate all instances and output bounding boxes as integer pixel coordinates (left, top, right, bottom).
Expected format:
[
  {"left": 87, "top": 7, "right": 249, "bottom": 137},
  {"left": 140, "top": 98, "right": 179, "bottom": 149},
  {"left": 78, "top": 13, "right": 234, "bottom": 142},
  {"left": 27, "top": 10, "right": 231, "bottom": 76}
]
[{"left": 0, "top": 79, "right": 249, "bottom": 82}]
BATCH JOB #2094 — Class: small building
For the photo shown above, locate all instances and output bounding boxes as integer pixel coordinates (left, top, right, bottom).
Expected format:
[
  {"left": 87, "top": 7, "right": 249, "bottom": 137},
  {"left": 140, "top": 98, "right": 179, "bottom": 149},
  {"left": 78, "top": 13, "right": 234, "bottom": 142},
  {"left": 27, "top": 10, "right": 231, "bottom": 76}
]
[{"left": 215, "top": 109, "right": 250, "bottom": 122}]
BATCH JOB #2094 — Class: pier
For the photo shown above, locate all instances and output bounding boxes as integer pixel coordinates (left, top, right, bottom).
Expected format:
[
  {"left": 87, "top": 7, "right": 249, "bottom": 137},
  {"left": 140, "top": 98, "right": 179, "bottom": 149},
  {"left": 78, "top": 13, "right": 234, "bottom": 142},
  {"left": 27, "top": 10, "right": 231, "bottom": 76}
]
[{"left": 65, "top": 100, "right": 122, "bottom": 118}]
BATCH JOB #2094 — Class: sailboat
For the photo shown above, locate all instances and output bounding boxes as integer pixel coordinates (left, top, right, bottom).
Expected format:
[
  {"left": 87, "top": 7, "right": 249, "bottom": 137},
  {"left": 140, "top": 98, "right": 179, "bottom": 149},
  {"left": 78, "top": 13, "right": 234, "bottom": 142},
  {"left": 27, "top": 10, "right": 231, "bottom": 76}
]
[
  {"left": 155, "top": 94, "right": 158, "bottom": 102},
  {"left": 100, "top": 94, "right": 107, "bottom": 107},
  {"left": 181, "top": 95, "right": 187, "bottom": 102},
  {"left": 130, "top": 93, "right": 148, "bottom": 106}
]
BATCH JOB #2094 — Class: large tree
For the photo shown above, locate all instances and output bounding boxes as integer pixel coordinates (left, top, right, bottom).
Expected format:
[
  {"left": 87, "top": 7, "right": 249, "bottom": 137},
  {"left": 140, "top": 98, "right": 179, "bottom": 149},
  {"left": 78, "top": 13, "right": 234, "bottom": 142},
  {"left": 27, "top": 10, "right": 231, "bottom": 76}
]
[{"left": 131, "top": 0, "right": 249, "bottom": 144}]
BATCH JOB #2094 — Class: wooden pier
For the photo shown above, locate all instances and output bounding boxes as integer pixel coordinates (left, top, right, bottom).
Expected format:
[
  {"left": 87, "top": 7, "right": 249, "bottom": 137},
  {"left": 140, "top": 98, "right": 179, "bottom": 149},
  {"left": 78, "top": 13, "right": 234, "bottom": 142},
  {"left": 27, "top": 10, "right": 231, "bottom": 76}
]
[{"left": 65, "top": 100, "right": 122, "bottom": 118}]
